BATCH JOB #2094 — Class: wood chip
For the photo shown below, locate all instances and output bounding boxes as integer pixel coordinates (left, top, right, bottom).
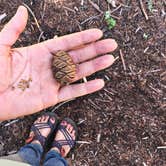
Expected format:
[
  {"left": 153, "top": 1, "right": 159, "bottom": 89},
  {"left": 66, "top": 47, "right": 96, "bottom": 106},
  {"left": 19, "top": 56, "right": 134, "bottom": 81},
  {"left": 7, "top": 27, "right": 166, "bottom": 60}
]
[
  {"left": 139, "top": 0, "right": 149, "bottom": 20},
  {"left": 120, "top": 49, "right": 127, "bottom": 71},
  {"left": 0, "top": 13, "right": 7, "bottom": 22},
  {"left": 157, "top": 146, "right": 166, "bottom": 149},
  {"left": 88, "top": 0, "right": 103, "bottom": 13}
]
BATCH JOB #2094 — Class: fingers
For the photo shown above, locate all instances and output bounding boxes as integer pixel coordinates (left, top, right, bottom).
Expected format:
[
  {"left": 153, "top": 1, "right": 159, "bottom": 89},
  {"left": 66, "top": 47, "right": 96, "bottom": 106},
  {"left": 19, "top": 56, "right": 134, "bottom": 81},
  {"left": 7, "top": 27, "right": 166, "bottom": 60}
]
[
  {"left": 57, "top": 55, "right": 114, "bottom": 102},
  {"left": 58, "top": 79, "right": 104, "bottom": 102},
  {"left": 41, "top": 29, "right": 103, "bottom": 52},
  {"left": 75, "top": 54, "right": 115, "bottom": 81},
  {"left": 0, "top": 6, "right": 28, "bottom": 46},
  {"left": 69, "top": 39, "right": 118, "bottom": 63}
]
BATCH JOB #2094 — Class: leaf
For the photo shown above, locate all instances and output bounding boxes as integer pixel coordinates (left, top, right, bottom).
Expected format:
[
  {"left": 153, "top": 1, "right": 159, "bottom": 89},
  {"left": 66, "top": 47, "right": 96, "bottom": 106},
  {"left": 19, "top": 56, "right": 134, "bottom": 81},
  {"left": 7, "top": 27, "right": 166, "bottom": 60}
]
[{"left": 105, "top": 11, "right": 116, "bottom": 29}]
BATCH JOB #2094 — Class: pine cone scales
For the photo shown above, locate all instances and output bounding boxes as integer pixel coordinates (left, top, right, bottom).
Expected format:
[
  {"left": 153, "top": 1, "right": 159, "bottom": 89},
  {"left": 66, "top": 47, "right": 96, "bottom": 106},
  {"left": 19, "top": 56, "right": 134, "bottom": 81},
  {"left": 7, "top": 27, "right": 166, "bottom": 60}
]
[{"left": 52, "top": 51, "right": 76, "bottom": 85}]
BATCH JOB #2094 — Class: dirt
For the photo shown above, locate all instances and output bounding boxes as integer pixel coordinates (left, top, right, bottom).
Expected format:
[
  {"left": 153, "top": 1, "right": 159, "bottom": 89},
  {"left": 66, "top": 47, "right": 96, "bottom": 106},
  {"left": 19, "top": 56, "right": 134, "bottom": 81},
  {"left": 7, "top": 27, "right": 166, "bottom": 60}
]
[{"left": 0, "top": 0, "right": 165, "bottom": 166}]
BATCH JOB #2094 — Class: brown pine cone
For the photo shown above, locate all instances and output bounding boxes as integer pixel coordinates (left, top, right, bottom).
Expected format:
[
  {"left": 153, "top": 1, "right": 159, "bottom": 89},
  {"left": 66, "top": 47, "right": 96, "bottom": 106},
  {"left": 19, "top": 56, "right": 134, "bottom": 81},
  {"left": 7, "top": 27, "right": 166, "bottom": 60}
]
[{"left": 51, "top": 50, "right": 76, "bottom": 85}]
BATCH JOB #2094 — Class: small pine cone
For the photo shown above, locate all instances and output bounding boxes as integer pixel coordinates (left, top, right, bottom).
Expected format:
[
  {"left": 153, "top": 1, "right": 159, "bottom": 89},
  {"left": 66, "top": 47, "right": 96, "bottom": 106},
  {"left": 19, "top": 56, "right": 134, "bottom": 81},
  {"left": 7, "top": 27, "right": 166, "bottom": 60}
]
[{"left": 52, "top": 50, "right": 76, "bottom": 85}]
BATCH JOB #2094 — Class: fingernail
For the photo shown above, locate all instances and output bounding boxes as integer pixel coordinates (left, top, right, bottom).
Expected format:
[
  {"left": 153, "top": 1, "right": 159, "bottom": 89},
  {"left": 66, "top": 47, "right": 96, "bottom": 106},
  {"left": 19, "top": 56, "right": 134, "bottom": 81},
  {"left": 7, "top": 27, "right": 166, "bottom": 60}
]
[
  {"left": 112, "top": 39, "right": 118, "bottom": 49},
  {"left": 109, "top": 54, "right": 115, "bottom": 62},
  {"left": 94, "top": 79, "right": 105, "bottom": 88},
  {"left": 18, "top": 6, "right": 26, "bottom": 13}
]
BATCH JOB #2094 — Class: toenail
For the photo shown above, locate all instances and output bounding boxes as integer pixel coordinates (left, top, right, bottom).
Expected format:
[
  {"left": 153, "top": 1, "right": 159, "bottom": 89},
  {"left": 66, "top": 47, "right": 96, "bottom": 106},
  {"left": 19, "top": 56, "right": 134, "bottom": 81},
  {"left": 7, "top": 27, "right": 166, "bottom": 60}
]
[
  {"left": 61, "top": 121, "right": 66, "bottom": 125},
  {"left": 51, "top": 117, "right": 55, "bottom": 121}
]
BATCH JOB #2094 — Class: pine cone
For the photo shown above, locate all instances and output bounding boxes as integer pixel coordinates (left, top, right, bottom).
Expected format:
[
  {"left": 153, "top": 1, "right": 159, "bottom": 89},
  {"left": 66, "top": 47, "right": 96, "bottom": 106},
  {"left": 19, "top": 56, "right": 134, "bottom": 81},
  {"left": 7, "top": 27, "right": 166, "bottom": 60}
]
[{"left": 52, "top": 51, "right": 76, "bottom": 85}]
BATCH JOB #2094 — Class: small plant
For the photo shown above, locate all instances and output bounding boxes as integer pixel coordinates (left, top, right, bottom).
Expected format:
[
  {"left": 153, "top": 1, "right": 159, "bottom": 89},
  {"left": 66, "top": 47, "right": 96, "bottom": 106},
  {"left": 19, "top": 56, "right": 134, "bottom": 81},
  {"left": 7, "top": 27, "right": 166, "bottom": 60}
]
[
  {"left": 143, "top": 33, "right": 149, "bottom": 40},
  {"left": 105, "top": 11, "right": 116, "bottom": 29},
  {"left": 148, "top": 0, "right": 153, "bottom": 12}
]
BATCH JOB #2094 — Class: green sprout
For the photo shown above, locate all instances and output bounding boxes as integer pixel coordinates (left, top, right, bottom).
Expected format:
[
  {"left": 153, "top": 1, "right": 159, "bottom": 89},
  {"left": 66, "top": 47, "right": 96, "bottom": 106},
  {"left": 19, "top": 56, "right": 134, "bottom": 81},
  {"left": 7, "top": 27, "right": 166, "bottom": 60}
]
[
  {"left": 148, "top": 0, "right": 153, "bottom": 12},
  {"left": 105, "top": 11, "right": 116, "bottom": 30},
  {"left": 143, "top": 33, "right": 148, "bottom": 40}
]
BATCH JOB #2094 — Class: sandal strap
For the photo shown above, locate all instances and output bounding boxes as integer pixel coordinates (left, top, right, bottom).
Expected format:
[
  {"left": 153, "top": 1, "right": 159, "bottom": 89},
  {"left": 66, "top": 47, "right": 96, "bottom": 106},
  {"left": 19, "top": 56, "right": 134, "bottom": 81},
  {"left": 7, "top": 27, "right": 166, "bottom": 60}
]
[
  {"left": 26, "top": 116, "right": 56, "bottom": 147},
  {"left": 52, "top": 140, "right": 62, "bottom": 151},
  {"left": 30, "top": 124, "right": 46, "bottom": 147},
  {"left": 52, "top": 124, "right": 76, "bottom": 155},
  {"left": 58, "top": 125, "right": 75, "bottom": 147},
  {"left": 53, "top": 140, "right": 75, "bottom": 147}
]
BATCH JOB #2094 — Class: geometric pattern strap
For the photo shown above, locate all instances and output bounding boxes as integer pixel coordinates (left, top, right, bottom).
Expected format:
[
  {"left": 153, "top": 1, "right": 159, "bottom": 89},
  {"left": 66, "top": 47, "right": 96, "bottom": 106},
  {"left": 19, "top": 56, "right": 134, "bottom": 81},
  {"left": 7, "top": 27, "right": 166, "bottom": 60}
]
[
  {"left": 52, "top": 124, "right": 76, "bottom": 152},
  {"left": 58, "top": 125, "right": 75, "bottom": 148},
  {"left": 52, "top": 140, "right": 62, "bottom": 151},
  {"left": 28, "top": 124, "right": 46, "bottom": 147},
  {"left": 26, "top": 119, "right": 55, "bottom": 147}
]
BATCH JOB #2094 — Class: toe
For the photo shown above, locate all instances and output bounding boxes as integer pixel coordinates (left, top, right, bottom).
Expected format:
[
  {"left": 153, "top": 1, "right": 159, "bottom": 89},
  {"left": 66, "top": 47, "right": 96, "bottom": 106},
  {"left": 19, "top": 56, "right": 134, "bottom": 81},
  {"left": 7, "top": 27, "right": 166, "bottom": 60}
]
[
  {"left": 50, "top": 117, "right": 55, "bottom": 124},
  {"left": 61, "top": 121, "right": 67, "bottom": 126},
  {"left": 68, "top": 124, "right": 73, "bottom": 133},
  {"left": 40, "top": 116, "right": 45, "bottom": 122},
  {"left": 29, "top": 131, "right": 34, "bottom": 137},
  {"left": 35, "top": 117, "right": 41, "bottom": 123},
  {"left": 71, "top": 130, "right": 76, "bottom": 139},
  {"left": 44, "top": 116, "right": 49, "bottom": 122},
  {"left": 66, "top": 123, "right": 71, "bottom": 132},
  {"left": 41, "top": 115, "right": 46, "bottom": 122}
]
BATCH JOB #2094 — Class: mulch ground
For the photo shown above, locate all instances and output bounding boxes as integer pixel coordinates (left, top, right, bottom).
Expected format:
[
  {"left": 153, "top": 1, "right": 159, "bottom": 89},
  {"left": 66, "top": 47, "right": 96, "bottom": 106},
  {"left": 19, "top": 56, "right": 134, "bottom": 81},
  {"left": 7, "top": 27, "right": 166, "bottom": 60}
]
[{"left": 0, "top": 0, "right": 165, "bottom": 165}]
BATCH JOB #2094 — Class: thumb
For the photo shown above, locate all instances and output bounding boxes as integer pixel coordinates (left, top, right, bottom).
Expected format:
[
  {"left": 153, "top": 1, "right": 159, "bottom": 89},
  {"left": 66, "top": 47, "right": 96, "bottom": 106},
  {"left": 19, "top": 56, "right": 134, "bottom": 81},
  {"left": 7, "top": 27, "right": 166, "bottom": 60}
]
[
  {"left": 0, "top": 6, "right": 28, "bottom": 47},
  {"left": 0, "top": 6, "right": 28, "bottom": 92}
]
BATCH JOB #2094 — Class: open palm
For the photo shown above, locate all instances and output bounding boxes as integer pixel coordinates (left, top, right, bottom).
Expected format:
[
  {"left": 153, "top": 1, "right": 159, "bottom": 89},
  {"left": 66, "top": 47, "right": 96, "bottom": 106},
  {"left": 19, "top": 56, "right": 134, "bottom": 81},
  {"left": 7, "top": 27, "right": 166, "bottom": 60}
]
[{"left": 0, "top": 6, "right": 117, "bottom": 120}]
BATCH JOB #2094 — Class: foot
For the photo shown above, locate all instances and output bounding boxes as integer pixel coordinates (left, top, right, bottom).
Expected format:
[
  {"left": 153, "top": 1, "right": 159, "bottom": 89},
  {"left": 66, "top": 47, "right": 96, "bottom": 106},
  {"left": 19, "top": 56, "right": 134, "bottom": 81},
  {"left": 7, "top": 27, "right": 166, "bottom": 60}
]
[
  {"left": 26, "top": 114, "right": 57, "bottom": 147},
  {"left": 51, "top": 119, "right": 77, "bottom": 157}
]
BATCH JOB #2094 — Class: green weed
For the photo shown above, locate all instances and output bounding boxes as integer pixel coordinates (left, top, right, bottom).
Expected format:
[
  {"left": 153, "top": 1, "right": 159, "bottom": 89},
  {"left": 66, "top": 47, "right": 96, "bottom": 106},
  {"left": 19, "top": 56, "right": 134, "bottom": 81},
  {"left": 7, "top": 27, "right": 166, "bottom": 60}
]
[
  {"left": 105, "top": 11, "right": 116, "bottom": 30},
  {"left": 148, "top": 0, "right": 153, "bottom": 12}
]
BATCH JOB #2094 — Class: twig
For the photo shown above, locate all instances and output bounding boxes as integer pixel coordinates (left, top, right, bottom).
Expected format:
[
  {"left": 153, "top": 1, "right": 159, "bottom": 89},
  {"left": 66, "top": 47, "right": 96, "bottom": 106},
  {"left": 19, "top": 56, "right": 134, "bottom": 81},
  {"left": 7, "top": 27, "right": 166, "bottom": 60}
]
[
  {"left": 22, "top": 3, "right": 45, "bottom": 40},
  {"left": 145, "top": 69, "right": 161, "bottom": 75},
  {"left": 22, "top": 3, "right": 41, "bottom": 31},
  {"left": 144, "top": 47, "right": 149, "bottom": 53},
  {"left": 104, "top": 74, "right": 110, "bottom": 81},
  {"left": 161, "top": 71, "right": 166, "bottom": 77},
  {"left": 103, "top": 143, "right": 112, "bottom": 153},
  {"left": 143, "top": 162, "right": 148, "bottom": 166},
  {"left": 157, "top": 146, "right": 166, "bottom": 149},
  {"left": 95, "top": 98, "right": 111, "bottom": 103},
  {"left": 38, "top": 31, "right": 44, "bottom": 43},
  {"left": 109, "top": 14, "right": 120, "bottom": 20},
  {"left": 120, "top": 49, "right": 127, "bottom": 71},
  {"left": 51, "top": 99, "right": 75, "bottom": 112},
  {"left": 97, "top": 133, "right": 101, "bottom": 143},
  {"left": 63, "top": 6, "right": 76, "bottom": 14},
  {"left": 88, "top": 99, "right": 101, "bottom": 110},
  {"left": 0, "top": 13, "right": 7, "bottom": 22},
  {"left": 83, "top": 77, "right": 87, "bottom": 83},
  {"left": 148, "top": 85, "right": 162, "bottom": 94},
  {"left": 76, "top": 141, "right": 91, "bottom": 144},
  {"left": 110, "top": 4, "right": 122, "bottom": 14},
  {"left": 76, "top": 20, "right": 82, "bottom": 31},
  {"left": 81, "top": 0, "right": 84, "bottom": 6},
  {"left": 103, "top": 88, "right": 115, "bottom": 95},
  {"left": 139, "top": 0, "right": 149, "bottom": 20},
  {"left": 77, "top": 119, "right": 86, "bottom": 125},
  {"left": 4, "top": 119, "right": 19, "bottom": 127},
  {"left": 88, "top": 0, "right": 103, "bottom": 13},
  {"left": 7, "top": 150, "right": 17, "bottom": 155},
  {"left": 80, "top": 14, "right": 101, "bottom": 25},
  {"left": 115, "top": 56, "right": 119, "bottom": 61}
]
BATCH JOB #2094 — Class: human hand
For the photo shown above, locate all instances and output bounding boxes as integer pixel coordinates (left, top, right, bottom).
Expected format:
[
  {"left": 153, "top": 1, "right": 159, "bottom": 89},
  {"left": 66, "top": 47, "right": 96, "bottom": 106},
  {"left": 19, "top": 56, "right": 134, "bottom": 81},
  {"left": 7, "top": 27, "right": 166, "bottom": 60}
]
[{"left": 0, "top": 6, "right": 117, "bottom": 120}]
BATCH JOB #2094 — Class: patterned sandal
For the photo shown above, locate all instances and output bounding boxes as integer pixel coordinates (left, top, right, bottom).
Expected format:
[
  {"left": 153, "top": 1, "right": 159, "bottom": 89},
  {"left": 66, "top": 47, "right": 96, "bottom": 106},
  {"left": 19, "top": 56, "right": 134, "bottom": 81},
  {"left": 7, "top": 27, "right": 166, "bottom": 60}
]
[
  {"left": 52, "top": 118, "right": 78, "bottom": 157},
  {"left": 26, "top": 112, "right": 58, "bottom": 147}
]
